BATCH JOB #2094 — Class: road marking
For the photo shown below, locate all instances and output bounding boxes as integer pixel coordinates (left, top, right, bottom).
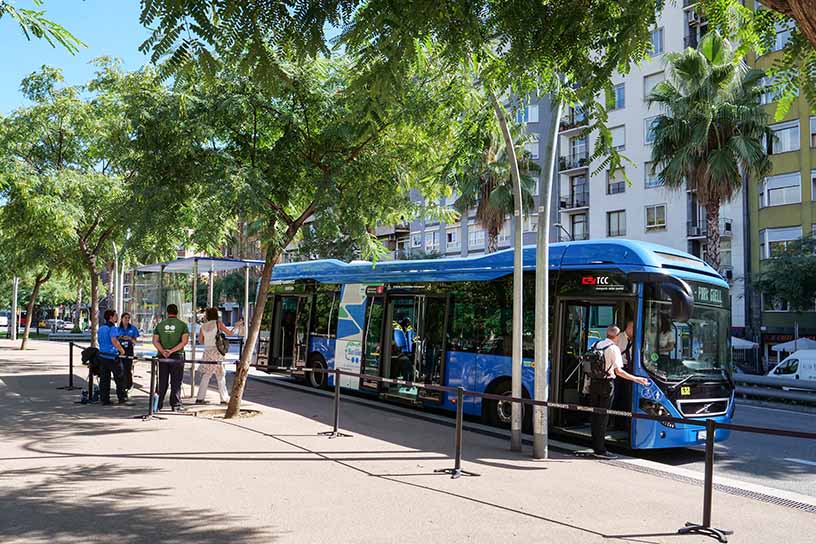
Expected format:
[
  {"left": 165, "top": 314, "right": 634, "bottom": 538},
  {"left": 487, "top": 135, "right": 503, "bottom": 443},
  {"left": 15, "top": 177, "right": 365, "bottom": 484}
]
[{"left": 785, "top": 458, "right": 816, "bottom": 467}]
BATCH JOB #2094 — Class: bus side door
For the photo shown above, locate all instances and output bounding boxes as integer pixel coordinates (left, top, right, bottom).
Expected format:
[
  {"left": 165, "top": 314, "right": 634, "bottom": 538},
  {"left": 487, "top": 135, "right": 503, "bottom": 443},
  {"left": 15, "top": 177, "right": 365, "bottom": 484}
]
[{"left": 360, "top": 296, "right": 385, "bottom": 391}]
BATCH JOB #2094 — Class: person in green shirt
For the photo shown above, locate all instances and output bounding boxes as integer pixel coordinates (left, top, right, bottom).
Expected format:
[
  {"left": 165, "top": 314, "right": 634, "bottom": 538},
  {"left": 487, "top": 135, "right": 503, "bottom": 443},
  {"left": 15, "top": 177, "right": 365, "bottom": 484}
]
[{"left": 152, "top": 304, "right": 190, "bottom": 411}]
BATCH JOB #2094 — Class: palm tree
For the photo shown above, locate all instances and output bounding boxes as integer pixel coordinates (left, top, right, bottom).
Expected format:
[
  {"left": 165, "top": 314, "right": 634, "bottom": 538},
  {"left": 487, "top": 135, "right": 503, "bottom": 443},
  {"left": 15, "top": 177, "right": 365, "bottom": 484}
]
[
  {"left": 647, "top": 32, "right": 772, "bottom": 271},
  {"left": 453, "top": 123, "right": 539, "bottom": 253}
]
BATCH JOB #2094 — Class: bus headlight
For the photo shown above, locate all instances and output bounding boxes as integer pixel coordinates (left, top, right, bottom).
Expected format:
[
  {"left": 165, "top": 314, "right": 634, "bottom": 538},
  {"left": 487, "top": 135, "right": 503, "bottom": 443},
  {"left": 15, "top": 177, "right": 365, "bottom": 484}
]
[{"left": 639, "top": 398, "right": 675, "bottom": 429}]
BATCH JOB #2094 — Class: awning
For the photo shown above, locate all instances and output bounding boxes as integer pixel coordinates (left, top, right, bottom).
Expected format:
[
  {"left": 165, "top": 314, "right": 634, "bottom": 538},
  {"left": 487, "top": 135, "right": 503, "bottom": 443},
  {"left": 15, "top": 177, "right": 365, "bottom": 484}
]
[
  {"left": 731, "top": 336, "right": 758, "bottom": 350},
  {"left": 132, "top": 256, "right": 265, "bottom": 274},
  {"left": 771, "top": 337, "right": 816, "bottom": 352}
]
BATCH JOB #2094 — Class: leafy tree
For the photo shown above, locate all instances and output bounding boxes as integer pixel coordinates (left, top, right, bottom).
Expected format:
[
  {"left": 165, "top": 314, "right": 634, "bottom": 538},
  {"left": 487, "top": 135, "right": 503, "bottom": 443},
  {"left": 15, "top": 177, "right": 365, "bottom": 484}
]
[
  {"left": 452, "top": 122, "right": 538, "bottom": 253},
  {"left": 703, "top": 0, "right": 816, "bottom": 118},
  {"left": 647, "top": 32, "right": 772, "bottom": 270},
  {"left": 754, "top": 236, "right": 816, "bottom": 312},
  {"left": 292, "top": 222, "right": 360, "bottom": 262},
  {"left": 1, "top": 0, "right": 83, "bottom": 53}
]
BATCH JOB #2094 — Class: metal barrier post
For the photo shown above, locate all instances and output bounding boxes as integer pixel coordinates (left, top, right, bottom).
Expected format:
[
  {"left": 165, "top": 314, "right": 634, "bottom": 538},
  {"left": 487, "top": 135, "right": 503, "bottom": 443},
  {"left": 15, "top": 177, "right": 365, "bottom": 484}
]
[
  {"left": 678, "top": 419, "right": 732, "bottom": 543},
  {"left": 139, "top": 358, "right": 166, "bottom": 421},
  {"left": 435, "top": 387, "right": 479, "bottom": 479},
  {"left": 58, "top": 341, "right": 80, "bottom": 390},
  {"left": 318, "top": 367, "right": 351, "bottom": 438}
]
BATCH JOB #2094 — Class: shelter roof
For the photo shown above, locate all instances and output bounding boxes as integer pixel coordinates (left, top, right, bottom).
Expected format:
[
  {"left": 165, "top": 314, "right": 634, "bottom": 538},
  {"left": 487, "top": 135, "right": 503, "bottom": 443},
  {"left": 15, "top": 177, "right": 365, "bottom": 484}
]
[{"left": 133, "top": 256, "right": 264, "bottom": 274}]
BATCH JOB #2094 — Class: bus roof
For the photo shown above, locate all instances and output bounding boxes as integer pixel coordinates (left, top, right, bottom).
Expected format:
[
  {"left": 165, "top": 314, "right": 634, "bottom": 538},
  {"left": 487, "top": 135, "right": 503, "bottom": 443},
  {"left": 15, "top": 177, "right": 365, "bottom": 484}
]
[{"left": 271, "top": 239, "right": 726, "bottom": 287}]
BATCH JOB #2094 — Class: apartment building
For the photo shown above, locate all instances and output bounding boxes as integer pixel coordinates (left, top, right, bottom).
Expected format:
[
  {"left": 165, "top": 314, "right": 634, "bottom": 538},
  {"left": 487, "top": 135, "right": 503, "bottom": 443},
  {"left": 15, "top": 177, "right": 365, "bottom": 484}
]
[
  {"left": 557, "top": 1, "right": 747, "bottom": 331},
  {"left": 748, "top": 17, "right": 816, "bottom": 359}
]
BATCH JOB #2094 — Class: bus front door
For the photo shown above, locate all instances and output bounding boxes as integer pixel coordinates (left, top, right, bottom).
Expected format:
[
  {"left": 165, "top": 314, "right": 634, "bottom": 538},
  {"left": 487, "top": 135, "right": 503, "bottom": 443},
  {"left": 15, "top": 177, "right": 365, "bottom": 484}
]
[
  {"left": 556, "top": 302, "right": 589, "bottom": 428},
  {"left": 360, "top": 297, "right": 385, "bottom": 391},
  {"left": 416, "top": 295, "right": 447, "bottom": 402}
]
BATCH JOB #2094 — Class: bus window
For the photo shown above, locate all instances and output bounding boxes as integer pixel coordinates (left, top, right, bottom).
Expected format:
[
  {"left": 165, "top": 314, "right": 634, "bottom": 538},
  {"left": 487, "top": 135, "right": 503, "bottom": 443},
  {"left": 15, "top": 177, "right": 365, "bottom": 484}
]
[{"left": 312, "top": 290, "right": 339, "bottom": 338}]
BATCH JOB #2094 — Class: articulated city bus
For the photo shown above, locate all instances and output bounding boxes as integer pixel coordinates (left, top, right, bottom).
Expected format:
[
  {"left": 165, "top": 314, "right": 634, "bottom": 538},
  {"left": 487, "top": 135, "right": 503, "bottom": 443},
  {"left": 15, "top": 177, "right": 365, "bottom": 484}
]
[{"left": 255, "top": 240, "right": 735, "bottom": 450}]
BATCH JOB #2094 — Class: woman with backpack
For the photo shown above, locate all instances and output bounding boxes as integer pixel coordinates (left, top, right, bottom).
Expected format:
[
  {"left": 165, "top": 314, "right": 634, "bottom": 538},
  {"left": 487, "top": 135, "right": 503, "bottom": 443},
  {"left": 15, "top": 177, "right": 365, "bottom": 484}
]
[{"left": 195, "top": 307, "right": 243, "bottom": 405}]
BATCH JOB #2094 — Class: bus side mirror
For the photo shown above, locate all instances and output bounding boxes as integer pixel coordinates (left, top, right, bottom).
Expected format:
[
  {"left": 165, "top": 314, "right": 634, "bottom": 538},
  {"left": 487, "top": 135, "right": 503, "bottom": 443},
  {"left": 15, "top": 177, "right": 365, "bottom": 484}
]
[{"left": 660, "top": 281, "right": 693, "bottom": 322}]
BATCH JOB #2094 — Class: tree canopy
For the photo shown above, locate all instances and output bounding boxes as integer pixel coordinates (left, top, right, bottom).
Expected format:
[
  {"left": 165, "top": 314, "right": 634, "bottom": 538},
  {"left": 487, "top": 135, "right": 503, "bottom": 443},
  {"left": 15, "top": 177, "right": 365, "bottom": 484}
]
[{"left": 1, "top": 0, "right": 83, "bottom": 53}]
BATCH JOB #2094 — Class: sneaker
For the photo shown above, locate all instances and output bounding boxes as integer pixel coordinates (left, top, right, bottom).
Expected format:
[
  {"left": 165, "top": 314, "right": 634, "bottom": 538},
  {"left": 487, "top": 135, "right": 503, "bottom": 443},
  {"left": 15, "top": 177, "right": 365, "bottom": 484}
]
[
  {"left": 592, "top": 451, "right": 617, "bottom": 460},
  {"left": 195, "top": 400, "right": 209, "bottom": 405},
  {"left": 172, "top": 405, "right": 185, "bottom": 413}
]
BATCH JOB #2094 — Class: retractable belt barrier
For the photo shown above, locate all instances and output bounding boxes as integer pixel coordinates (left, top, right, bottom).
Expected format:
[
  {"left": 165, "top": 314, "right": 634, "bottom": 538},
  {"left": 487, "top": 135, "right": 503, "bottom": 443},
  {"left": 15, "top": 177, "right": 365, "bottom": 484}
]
[{"left": 66, "top": 343, "right": 816, "bottom": 544}]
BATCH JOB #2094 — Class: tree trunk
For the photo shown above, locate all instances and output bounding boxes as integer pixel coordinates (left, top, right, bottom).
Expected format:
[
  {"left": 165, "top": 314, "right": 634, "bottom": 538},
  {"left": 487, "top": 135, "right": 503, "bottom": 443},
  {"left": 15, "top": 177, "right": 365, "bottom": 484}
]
[
  {"left": 486, "top": 229, "right": 499, "bottom": 253},
  {"left": 74, "top": 285, "right": 83, "bottom": 330},
  {"left": 225, "top": 244, "right": 279, "bottom": 418},
  {"left": 760, "top": 1, "right": 816, "bottom": 49},
  {"left": 89, "top": 266, "right": 100, "bottom": 348},
  {"left": 489, "top": 90, "right": 524, "bottom": 451},
  {"left": 20, "top": 271, "right": 51, "bottom": 350},
  {"left": 704, "top": 201, "right": 722, "bottom": 272}
]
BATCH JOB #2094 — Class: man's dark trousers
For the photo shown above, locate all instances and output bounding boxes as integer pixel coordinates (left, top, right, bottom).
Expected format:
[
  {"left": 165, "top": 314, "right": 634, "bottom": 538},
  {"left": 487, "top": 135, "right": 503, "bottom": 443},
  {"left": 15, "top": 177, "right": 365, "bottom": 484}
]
[
  {"left": 590, "top": 379, "right": 615, "bottom": 453},
  {"left": 98, "top": 355, "right": 126, "bottom": 403},
  {"left": 157, "top": 352, "right": 185, "bottom": 410}
]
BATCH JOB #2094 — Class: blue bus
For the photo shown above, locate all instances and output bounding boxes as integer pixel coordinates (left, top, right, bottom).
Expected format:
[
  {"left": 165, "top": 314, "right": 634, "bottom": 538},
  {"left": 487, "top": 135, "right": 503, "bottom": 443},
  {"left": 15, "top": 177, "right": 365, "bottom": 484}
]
[{"left": 255, "top": 240, "right": 734, "bottom": 450}]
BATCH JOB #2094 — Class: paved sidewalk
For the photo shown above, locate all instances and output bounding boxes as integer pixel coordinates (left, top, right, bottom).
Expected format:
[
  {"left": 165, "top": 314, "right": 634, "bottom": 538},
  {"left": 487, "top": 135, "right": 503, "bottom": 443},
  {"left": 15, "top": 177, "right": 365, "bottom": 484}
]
[{"left": 0, "top": 340, "right": 812, "bottom": 543}]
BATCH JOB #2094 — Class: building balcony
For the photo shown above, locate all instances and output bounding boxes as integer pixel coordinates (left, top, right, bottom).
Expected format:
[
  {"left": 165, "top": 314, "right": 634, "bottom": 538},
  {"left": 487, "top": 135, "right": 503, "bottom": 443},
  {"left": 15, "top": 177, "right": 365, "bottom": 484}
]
[
  {"left": 560, "top": 190, "right": 590, "bottom": 211},
  {"left": 558, "top": 111, "right": 588, "bottom": 134},
  {"left": 558, "top": 153, "right": 589, "bottom": 172},
  {"left": 720, "top": 218, "right": 733, "bottom": 238},
  {"left": 687, "top": 221, "right": 705, "bottom": 238}
]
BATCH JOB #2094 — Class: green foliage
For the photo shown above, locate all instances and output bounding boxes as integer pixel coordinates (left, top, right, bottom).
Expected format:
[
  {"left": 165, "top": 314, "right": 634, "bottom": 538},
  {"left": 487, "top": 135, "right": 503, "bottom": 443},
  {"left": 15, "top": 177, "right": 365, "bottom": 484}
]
[
  {"left": 702, "top": 0, "right": 816, "bottom": 118},
  {"left": 1, "top": 0, "right": 84, "bottom": 53},
  {"left": 647, "top": 32, "right": 772, "bottom": 269},
  {"left": 755, "top": 237, "right": 816, "bottom": 312},
  {"left": 292, "top": 222, "right": 360, "bottom": 262}
]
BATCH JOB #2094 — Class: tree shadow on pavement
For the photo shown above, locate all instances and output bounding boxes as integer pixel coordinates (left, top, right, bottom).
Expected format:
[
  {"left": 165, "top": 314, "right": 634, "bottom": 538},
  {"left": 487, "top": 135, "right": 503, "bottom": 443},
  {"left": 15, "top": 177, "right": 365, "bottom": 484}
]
[{"left": 0, "top": 463, "right": 277, "bottom": 544}]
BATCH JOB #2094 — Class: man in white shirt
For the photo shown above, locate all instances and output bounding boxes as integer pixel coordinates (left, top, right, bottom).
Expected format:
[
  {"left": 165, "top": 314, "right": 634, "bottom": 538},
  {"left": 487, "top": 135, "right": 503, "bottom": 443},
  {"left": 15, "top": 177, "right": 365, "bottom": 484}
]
[
  {"left": 615, "top": 320, "right": 634, "bottom": 368},
  {"left": 590, "top": 325, "right": 649, "bottom": 458}
]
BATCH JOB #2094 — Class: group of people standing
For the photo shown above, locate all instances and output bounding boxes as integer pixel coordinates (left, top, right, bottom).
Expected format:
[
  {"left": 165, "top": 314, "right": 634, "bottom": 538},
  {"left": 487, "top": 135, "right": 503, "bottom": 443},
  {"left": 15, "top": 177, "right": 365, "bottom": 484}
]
[{"left": 96, "top": 304, "right": 239, "bottom": 411}]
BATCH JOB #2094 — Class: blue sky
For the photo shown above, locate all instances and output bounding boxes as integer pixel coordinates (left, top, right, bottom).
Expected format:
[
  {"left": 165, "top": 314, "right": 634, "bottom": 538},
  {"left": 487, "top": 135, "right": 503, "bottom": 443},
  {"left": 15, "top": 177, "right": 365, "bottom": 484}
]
[{"left": 1, "top": 1, "right": 150, "bottom": 113}]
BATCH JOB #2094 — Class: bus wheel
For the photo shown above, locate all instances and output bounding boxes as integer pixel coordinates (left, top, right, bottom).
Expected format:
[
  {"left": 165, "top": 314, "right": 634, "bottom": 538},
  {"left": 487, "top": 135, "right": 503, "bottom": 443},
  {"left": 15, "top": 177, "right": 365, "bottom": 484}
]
[
  {"left": 307, "top": 356, "right": 327, "bottom": 389},
  {"left": 483, "top": 380, "right": 532, "bottom": 432}
]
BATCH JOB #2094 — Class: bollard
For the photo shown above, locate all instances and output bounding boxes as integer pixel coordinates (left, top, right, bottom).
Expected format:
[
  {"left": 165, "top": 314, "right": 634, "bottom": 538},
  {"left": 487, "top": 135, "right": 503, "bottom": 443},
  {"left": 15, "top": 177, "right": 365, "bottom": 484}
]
[
  {"left": 678, "top": 419, "right": 732, "bottom": 542},
  {"left": 318, "top": 367, "right": 351, "bottom": 438},
  {"left": 435, "top": 387, "right": 479, "bottom": 479},
  {"left": 58, "top": 341, "right": 80, "bottom": 390}
]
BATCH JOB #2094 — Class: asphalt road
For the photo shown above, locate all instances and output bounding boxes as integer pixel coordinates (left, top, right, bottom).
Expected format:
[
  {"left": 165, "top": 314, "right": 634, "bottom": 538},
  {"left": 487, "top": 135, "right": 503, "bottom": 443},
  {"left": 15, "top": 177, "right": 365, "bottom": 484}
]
[{"left": 639, "top": 402, "right": 816, "bottom": 498}]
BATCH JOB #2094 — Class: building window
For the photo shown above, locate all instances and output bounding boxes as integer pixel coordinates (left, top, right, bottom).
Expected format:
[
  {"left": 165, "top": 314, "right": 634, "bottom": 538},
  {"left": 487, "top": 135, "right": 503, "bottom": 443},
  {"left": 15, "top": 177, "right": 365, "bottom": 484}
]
[
  {"left": 411, "top": 232, "right": 422, "bottom": 248},
  {"left": 759, "top": 172, "right": 801, "bottom": 207},
  {"left": 497, "top": 219, "right": 512, "bottom": 244},
  {"left": 425, "top": 231, "right": 440, "bottom": 252},
  {"left": 643, "top": 72, "right": 665, "bottom": 100},
  {"left": 516, "top": 104, "right": 539, "bottom": 124},
  {"left": 525, "top": 133, "right": 540, "bottom": 160},
  {"left": 650, "top": 27, "right": 664, "bottom": 56},
  {"left": 720, "top": 238, "right": 732, "bottom": 267},
  {"left": 810, "top": 116, "right": 816, "bottom": 147},
  {"left": 571, "top": 213, "right": 588, "bottom": 241},
  {"left": 607, "top": 168, "right": 626, "bottom": 195},
  {"left": 610, "top": 125, "right": 625, "bottom": 151},
  {"left": 644, "top": 161, "right": 663, "bottom": 188},
  {"left": 759, "top": 226, "right": 802, "bottom": 259},
  {"left": 645, "top": 204, "right": 667, "bottom": 229},
  {"left": 569, "top": 135, "right": 588, "bottom": 158},
  {"left": 767, "top": 120, "right": 800, "bottom": 155},
  {"left": 468, "top": 224, "right": 485, "bottom": 250},
  {"left": 771, "top": 20, "right": 794, "bottom": 52},
  {"left": 607, "top": 210, "right": 626, "bottom": 237},
  {"left": 524, "top": 214, "right": 538, "bottom": 232},
  {"left": 568, "top": 174, "right": 589, "bottom": 207},
  {"left": 446, "top": 228, "right": 459, "bottom": 250},
  {"left": 759, "top": 76, "right": 780, "bottom": 106},
  {"left": 609, "top": 83, "right": 625, "bottom": 110},
  {"left": 644, "top": 116, "right": 659, "bottom": 145},
  {"left": 762, "top": 295, "right": 790, "bottom": 312}
]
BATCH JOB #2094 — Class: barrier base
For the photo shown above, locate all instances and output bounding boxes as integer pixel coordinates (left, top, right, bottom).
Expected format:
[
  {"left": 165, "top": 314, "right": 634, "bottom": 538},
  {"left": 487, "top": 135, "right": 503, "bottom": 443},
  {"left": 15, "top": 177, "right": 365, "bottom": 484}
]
[
  {"left": 136, "top": 413, "right": 167, "bottom": 421},
  {"left": 433, "top": 467, "right": 480, "bottom": 480},
  {"left": 678, "top": 522, "right": 732, "bottom": 543},
  {"left": 318, "top": 430, "right": 352, "bottom": 439}
]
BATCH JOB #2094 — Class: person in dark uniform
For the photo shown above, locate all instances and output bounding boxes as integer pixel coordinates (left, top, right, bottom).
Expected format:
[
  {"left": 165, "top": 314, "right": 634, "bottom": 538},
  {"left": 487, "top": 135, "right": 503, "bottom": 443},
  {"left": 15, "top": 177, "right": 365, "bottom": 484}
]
[
  {"left": 97, "top": 310, "right": 127, "bottom": 405},
  {"left": 117, "top": 312, "right": 139, "bottom": 394}
]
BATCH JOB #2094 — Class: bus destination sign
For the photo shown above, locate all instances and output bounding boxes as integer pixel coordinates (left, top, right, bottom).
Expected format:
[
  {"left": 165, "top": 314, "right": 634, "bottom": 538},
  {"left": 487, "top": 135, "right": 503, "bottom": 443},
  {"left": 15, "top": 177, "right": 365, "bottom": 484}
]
[
  {"left": 691, "top": 283, "right": 725, "bottom": 307},
  {"left": 580, "top": 275, "right": 626, "bottom": 292},
  {"left": 558, "top": 271, "right": 631, "bottom": 295}
]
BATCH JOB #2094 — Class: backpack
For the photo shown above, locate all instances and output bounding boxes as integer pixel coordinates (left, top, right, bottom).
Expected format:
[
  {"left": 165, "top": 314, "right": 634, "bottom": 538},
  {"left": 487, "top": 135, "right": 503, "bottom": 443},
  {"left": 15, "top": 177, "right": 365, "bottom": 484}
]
[
  {"left": 215, "top": 329, "right": 230, "bottom": 356},
  {"left": 80, "top": 346, "right": 102, "bottom": 376},
  {"left": 580, "top": 341, "right": 612, "bottom": 381}
]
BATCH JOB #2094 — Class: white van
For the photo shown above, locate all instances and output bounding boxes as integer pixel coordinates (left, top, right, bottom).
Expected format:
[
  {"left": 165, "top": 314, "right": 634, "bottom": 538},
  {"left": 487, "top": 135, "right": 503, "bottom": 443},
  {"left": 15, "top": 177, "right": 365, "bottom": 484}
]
[{"left": 767, "top": 350, "right": 816, "bottom": 384}]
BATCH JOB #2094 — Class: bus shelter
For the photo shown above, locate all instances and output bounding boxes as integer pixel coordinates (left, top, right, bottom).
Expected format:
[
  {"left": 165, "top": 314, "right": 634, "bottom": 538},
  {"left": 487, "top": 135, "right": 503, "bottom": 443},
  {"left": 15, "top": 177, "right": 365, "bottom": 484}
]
[{"left": 126, "top": 257, "right": 264, "bottom": 397}]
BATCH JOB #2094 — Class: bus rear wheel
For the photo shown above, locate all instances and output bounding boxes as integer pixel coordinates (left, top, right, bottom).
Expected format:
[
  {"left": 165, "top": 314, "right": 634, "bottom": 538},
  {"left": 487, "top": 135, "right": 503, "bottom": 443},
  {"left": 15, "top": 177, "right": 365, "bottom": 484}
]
[
  {"left": 483, "top": 379, "right": 532, "bottom": 433},
  {"left": 307, "top": 356, "right": 328, "bottom": 389}
]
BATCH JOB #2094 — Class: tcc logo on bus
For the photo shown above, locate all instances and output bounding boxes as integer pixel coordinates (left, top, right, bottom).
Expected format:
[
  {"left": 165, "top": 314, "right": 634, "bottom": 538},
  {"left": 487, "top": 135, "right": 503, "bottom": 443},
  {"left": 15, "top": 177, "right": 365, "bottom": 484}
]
[{"left": 581, "top": 276, "right": 610, "bottom": 286}]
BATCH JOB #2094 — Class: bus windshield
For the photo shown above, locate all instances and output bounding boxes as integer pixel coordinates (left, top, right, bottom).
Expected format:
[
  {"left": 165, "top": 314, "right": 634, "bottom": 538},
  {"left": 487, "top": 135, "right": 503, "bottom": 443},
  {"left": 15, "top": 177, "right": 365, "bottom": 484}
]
[{"left": 642, "top": 295, "right": 731, "bottom": 383}]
